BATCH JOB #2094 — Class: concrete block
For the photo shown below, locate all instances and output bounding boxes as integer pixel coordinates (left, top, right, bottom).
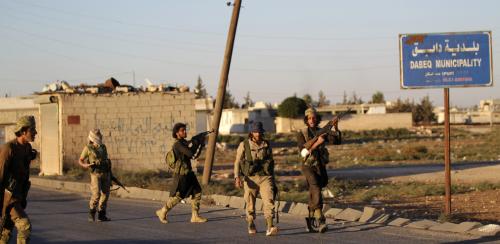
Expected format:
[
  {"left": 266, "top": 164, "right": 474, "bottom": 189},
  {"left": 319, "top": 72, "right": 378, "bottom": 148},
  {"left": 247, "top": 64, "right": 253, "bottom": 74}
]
[
  {"left": 359, "top": 207, "right": 381, "bottom": 223},
  {"left": 370, "top": 214, "right": 391, "bottom": 224},
  {"left": 468, "top": 224, "right": 500, "bottom": 237},
  {"left": 430, "top": 222, "right": 482, "bottom": 233},
  {"left": 229, "top": 196, "right": 246, "bottom": 209},
  {"left": 289, "top": 203, "right": 309, "bottom": 216},
  {"left": 324, "top": 208, "right": 343, "bottom": 218},
  {"left": 406, "top": 220, "right": 439, "bottom": 230},
  {"left": 255, "top": 198, "right": 263, "bottom": 212},
  {"left": 335, "top": 208, "right": 363, "bottom": 222},
  {"left": 455, "top": 222, "right": 483, "bottom": 233},
  {"left": 388, "top": 218, "right": 411, "bottom": 227}
]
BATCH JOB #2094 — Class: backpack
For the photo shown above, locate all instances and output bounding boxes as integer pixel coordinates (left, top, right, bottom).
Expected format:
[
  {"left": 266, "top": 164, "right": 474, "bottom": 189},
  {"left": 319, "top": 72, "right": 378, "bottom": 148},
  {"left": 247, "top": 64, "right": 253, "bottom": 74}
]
[{"left": 165, "top": 149, "right": 178, "bottom": 171}]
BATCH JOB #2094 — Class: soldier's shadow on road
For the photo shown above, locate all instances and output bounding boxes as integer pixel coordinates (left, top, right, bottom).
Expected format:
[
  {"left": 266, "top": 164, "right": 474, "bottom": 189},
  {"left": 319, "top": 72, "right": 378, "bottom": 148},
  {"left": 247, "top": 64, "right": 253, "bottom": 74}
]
[
  {"left": 279, "top": 223, "right": 384, "bottom": 236},
  {"left": 30, "top": 211, "right": 88, "bottom": 216},
  {"left": 32, "top": 239, "right": 193, "bottom": 244},
  {"left": 441, "top": 236, "right": 500, "bottom": 244},
  {"left": 29, "top": 197, "right": 82, "bottom": 203}
]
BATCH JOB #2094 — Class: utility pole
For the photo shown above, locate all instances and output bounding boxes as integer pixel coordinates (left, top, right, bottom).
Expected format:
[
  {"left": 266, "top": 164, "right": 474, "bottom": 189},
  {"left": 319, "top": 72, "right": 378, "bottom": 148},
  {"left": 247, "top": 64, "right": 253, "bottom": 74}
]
[{"left": 202, "top": 0, "right": 242, "bottom": 185}]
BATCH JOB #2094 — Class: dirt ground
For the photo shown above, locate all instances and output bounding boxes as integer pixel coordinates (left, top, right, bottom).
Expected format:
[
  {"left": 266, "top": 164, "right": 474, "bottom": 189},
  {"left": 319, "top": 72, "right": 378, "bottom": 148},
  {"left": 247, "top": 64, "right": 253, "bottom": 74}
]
[{"left": 365, "top": 190, "right": 500, "bottom": 224}]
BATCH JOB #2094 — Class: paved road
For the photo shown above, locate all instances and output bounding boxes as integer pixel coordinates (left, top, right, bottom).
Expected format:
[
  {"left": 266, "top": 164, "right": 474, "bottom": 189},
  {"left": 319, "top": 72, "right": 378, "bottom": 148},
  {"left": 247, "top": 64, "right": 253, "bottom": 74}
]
[{"left": 22, "top": 187, "right": 488, "bottom": 243}]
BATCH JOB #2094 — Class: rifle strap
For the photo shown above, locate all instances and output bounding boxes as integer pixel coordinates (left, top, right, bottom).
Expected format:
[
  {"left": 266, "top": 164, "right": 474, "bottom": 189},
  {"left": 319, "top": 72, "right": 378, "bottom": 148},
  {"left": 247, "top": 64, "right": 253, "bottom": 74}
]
[{"left": 244, "top": 139, "right": 253, "bottom": 162}]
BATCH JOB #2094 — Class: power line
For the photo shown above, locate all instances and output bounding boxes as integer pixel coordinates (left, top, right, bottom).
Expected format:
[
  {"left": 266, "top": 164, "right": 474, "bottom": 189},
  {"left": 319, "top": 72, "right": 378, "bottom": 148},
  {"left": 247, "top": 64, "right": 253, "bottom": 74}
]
[
  {"left": 10, "top": 0, "right": 397, "bottom": 41},
  {"left": 1, "top": 6, "right": 400, "bottom": 56},
  {"left": 1, "top": 24, "right": 401, "bottom": 73}
]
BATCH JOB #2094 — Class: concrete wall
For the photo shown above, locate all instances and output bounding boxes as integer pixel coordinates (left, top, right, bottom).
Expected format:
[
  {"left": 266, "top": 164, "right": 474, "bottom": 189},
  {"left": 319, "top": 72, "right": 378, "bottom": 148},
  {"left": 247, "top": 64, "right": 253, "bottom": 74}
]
[
  {"left": 0, "top": 97, "right": 40, "bottom": 148},
  {"left": 276, "top": 113, "right": 413, "bottom": 133},
  {"left": 436, "top": 111, "right": 500, "bottom": 124},
  {"left": 56, "top": 92, "right": 196, "bottom": 171},
  {"left": 219, "top": 109, "right": 248, "bottom": 135}
]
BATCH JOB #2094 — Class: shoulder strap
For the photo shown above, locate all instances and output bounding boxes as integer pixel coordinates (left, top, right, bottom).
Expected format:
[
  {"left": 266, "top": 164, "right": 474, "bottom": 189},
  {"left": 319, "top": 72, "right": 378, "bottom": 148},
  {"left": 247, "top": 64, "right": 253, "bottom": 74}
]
[
  {"left": 301, "top": 128, "right": 310, "bottom": 141},
  {"left": 263, "top": 140, "right": 272, "bottom": 159},
  {"left": 244, "top": 139, "right": 253, "bottom": 161}
]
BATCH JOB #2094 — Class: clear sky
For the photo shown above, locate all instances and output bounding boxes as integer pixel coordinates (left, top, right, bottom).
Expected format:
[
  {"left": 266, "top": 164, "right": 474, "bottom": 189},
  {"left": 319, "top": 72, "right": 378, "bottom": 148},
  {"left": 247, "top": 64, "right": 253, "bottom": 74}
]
[{"left": 1, "top": 0, "right": 499, "bottom": 107}]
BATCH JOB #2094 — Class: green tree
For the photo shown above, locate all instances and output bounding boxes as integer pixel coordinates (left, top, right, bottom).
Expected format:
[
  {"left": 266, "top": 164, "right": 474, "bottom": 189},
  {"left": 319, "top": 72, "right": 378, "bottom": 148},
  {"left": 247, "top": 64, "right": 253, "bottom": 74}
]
[
  {"left": 302, "top": 94, "right": 314, "bottom": 106},
  {"left": 223, "top": 89, "right": 239, "bottom": 109},
  {"left": 243, "top": 91, "right": 254, "bottom": 108},
  {"left": 371, "top": 91, "right": 385, "bottom": 104},
  {"left": 278, "top": 96, "right": 308, "bottom": 118},
  {"left": 195, "top": 75, "right": 207, "bottom": 98},
  {"left": 348, "top": 91, "right": 363, "bottom": 104},
  {"left": 387, "top": 98, "right": 414, "bottom": 113},
  {"left": 413, "top": 96, "right": 436, "bottom": 125},
  {"left": 339, "top": 91, "right": 348, "bottom": 105},
  {"left": 317, "top": 90, "right": 330, "bottom": 107}
]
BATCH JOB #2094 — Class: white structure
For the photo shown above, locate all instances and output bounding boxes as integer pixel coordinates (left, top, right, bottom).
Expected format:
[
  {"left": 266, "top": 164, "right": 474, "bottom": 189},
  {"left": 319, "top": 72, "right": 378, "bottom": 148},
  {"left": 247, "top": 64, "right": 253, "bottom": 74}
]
[
  {"left": 219, "top": 109, "right": 249, "bottom": 135},
  {"left": 218, "top": 101, "right": 277, "bottom": 135},
  {"left": 248, "top": 102, "right": 276, "bottom": 133},
  {"left": 435, "top": 99, "right": 500, "bottom": 124},
  {"left": 195, "top": 98, "right": 213, "bottom": 133},
  {"left": 317, "top": 103, "right": 386, "bottom": 115},
  {"left": 0, "top": 97, "right": 38, "bottom": 144}
]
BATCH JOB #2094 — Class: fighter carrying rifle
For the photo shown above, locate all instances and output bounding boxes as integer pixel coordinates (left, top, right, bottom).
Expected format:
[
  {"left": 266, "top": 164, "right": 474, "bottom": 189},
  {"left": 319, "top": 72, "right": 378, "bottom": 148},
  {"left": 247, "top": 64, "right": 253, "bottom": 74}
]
[
  {"left": 297, "top": 108, "right": 349, "bottom": 233},
  {"left": 155, "top": 124, "right": 212, "bottom": 224}
]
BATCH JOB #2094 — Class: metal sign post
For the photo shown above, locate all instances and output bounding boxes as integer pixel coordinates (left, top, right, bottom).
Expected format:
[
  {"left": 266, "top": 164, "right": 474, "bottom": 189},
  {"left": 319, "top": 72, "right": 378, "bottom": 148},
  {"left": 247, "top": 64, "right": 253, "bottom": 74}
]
[
  {"left": 443, "top": 88, "right": 451, "bottom": 215},
  {"left": 399, "top": 31, "right": 493, "bottom": 216}
]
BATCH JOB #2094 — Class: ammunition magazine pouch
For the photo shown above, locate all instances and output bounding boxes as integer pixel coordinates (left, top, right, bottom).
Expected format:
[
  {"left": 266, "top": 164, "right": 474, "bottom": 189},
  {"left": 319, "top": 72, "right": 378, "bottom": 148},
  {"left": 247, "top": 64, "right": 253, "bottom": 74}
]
[
  {"left": 90, "top": 159, "right": 111, "bottom": 173},
  {"left": 239, "top": 140, "right": 274, "bottom": 177},
  {"left": 87, "top": 145, "right": 111, "bottom": 173}
]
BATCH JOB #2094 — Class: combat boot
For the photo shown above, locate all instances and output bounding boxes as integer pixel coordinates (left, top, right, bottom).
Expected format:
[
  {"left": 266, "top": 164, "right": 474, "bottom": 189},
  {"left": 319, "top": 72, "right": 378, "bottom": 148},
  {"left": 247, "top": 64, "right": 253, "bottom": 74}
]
[
  {"left": 88, "top": 208, "right": 96, "bottom": 222},
  {"left": 190, "top": 210, "right": 208, "bottom": 223},
  {"left": 97, "top": 210, "right": 111, "bottom": 222},
  {"left": 305, "top": 209, "right": 318, "bottom": 233},
  {"left": 155, "top": 207, "right": 169, "bottom": 224},
  {"left": 314, "top": 209, "right": 328, "bottom": 233},
  {"left": 247, "top": 219, "right": 256, "bottom": 234},
  {"left": 265, "top": 217, "right": 278, "bottom": 236}
]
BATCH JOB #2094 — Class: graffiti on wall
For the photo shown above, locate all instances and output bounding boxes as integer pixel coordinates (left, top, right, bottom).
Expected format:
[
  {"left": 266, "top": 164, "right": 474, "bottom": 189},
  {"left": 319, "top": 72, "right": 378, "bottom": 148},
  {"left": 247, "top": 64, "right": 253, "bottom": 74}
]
[{"left": 95, "top": 116, "right": 194, "bottom": 155}]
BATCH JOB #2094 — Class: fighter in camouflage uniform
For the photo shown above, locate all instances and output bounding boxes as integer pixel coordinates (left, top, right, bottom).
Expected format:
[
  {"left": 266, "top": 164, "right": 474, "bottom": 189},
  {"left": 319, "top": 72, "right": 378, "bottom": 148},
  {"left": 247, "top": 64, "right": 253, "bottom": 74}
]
[
  {"left": 0, "top": 116, "right": 37, "bottom": 244},
  {"left": 79, "top": 129, "right": 112, "bottom": 222},
  {"left": 297, "top": 108, "right": 341, "bottom": 233},
  {"left": 234, "top": 122, "right": 278, "bottom": 236}
]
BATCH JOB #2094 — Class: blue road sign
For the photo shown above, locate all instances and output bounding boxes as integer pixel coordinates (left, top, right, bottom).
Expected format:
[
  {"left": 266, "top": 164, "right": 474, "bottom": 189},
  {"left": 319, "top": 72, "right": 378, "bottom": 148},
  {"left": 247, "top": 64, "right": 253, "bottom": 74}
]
[{"left": 399, "top": 31, "right": 493, "bottom": 89}]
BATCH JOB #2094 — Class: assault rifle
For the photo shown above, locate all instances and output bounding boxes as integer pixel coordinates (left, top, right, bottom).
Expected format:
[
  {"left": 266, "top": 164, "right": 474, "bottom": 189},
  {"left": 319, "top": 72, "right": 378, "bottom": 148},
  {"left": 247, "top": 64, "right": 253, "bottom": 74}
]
[
  {"left": 301, "top": 108, "right": 352, "bottom": 162},
  {"left": 191, "top": 130, "right": 215, "bottom": 145},
  {"left": 111, "top": 174, "right": 129, "bottom": 193},
  {"left": 191, "top": 129, "right": 215, "bottom": 159},
  {"left": 88, "top": 161, "right": 129, "bottom": 193}
]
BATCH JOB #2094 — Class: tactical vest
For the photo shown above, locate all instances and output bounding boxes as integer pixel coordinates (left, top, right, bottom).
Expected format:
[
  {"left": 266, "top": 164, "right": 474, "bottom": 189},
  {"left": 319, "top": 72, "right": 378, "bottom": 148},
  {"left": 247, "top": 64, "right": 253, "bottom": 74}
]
[
  {"left": 87, "top": 144, "right": 111, "bottom": 173},
  {"left": 3, "top": 140, "right": 32, "bottom": 199},
  {"left": 239, "top": 139, "right": 274, "bottom": 177},
  {"left": 301, "top": 127, "right": 330, "bottom": 166}
]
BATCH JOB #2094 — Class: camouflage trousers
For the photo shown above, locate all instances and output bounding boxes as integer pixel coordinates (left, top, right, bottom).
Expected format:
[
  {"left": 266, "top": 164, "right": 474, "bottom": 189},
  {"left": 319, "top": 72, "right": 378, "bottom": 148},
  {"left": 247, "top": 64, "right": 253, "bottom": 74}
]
[
  {"left": 89, "top": 172, "right": 111, "bottom": 211},
  {"left": 163, "top": 192, "right": 202, "bottom": 212},
  {"left": 0, "top": 201, "right": 31, "bottom": 244},
  {"left": 243, "top": 175, "right": 275, "bottom": 221}
]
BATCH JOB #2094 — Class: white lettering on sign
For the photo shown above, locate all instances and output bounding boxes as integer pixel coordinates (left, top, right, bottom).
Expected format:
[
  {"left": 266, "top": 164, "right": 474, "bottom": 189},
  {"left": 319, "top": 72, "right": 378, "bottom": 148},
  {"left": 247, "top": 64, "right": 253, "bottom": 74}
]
[
  {"left": 435, "top": 58, "right": 482, "bottom": 68},
  {"left": 410, "top": 60, "right": 432, "bottom": 69}
]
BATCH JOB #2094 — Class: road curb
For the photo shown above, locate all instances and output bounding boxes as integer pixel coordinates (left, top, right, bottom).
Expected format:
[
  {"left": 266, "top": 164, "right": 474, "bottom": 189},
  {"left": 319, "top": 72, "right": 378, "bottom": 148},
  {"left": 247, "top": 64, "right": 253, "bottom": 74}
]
[{"left": 30, "top": 176, "right": 499, "bottom": 237}]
